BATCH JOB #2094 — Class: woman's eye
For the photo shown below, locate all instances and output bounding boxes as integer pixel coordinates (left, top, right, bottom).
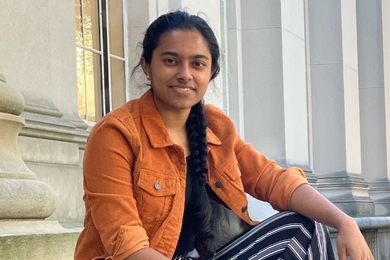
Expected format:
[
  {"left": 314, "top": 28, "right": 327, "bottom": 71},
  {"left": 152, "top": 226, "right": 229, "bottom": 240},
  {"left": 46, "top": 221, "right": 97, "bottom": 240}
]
[
  {"left": 164, "top": 58, "right": 177, "bottom": 64},
  {"left": 193, "top": 61, "right": 205, "bottom": 67}
]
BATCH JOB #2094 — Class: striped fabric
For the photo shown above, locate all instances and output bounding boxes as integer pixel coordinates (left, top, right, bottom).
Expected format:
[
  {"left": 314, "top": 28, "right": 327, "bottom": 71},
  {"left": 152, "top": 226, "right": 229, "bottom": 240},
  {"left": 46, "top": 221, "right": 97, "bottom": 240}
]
[{"left": 213, "top": 211, "right": 335, "bottom": 260}]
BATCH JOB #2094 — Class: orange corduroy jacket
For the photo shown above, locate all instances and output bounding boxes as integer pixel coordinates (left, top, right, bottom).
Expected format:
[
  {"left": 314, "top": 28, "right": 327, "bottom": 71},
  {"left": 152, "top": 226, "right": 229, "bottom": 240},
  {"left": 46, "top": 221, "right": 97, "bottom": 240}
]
[{"left": 74, "top": 90, "right": 308, "bottom": 260}]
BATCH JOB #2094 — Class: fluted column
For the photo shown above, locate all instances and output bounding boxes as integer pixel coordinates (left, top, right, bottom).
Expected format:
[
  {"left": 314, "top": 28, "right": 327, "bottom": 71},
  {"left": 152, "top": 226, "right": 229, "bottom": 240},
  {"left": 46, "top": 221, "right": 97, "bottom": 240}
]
[
  {"left": 357, "top": 0, "right": 390, "bottom": 215},
  {"left": 240, "top": 0, "right": 286, "bottom": 165},
  {"left": 305, "top": 0, "right": 374, "bottom": 217},
  {"left": 280, "top": 0, "right": 317, "bottom": 183},
  {"left": 0, "top": 73, "right": 55, "bottom": 219},
  {"left": 225, "top": 0, "right": 245, "bottom": 137}
]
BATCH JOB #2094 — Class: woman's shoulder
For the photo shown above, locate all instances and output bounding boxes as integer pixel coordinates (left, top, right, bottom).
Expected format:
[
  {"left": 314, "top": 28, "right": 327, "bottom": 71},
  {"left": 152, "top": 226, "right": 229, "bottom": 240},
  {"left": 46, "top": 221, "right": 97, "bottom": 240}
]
[
  {"left": 204, "top": 104, "right": 233, "bottom": 123},
  {"left": 90, "top": 98, "right": 141, "bottom": 137},
  {"left": 111, "top": 98, "right": 141, "bottom": 120},
  {"left": 204, "top": 104, "right": 237, "bottom": 135}
]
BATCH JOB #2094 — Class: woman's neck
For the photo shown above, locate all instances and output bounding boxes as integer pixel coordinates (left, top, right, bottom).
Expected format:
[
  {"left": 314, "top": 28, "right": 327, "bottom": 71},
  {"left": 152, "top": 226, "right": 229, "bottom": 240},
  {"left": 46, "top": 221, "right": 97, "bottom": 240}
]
[
  {"left": 159, "top": 108, "right": 189, "bottom": 131},
  {"left": 159, "top": 108, "right": 191, "bottom": 156}
]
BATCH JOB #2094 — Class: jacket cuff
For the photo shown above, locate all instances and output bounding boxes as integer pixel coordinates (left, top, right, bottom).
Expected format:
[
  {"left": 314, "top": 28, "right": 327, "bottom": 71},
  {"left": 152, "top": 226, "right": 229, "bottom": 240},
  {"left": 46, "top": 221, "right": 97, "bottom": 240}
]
[{"left": 108, "top": 226, "right": 149, "bottom": 260}]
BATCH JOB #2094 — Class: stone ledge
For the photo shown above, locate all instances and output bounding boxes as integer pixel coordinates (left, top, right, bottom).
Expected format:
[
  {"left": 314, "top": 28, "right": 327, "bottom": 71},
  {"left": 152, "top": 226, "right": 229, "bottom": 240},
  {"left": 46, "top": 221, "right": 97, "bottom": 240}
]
[
  {"left": 0, "top": 220, "right": 80, "bottom": 260},
  {"left": 329, "top": 216, "right": 390, "bottom": 259}
]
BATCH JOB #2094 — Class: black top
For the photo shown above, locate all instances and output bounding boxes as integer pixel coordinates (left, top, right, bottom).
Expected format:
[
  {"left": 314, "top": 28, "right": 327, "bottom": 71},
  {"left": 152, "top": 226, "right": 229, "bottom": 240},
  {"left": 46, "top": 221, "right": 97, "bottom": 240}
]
[
  {"left": 174, "top": 155, "right": 230, "bottom": 257},
  {"left": 174, "top": 155, "right": 197, "bottom": 256}
]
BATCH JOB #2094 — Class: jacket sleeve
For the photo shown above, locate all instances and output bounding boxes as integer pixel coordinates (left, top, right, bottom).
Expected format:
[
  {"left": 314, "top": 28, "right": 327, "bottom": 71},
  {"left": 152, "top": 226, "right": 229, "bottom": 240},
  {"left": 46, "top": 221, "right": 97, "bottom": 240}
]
[
  {"left": 234, "top": 137, "right": 308, "bottom": 211},
  {"left": 83, "top": 114, "right": 149, "bottom": 260}
]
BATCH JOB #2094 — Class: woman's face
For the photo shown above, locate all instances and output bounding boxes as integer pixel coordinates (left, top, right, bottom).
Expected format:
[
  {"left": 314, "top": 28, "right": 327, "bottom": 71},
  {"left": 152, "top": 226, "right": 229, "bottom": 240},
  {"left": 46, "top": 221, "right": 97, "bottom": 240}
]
[{"left": 141, "top": 29, "right": 213, "bottom": 113}]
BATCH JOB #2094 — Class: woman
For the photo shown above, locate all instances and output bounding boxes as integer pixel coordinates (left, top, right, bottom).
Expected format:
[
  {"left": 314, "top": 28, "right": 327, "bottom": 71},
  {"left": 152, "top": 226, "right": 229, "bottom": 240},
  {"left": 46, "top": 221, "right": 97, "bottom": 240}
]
[{"left": 74, "top": 10, "right": 373, "bottom": 260}]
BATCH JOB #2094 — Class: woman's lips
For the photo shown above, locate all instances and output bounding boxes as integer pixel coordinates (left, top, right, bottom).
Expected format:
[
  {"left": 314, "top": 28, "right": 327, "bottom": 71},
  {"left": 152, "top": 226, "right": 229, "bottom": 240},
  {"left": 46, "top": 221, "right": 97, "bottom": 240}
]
[{"left": 170, "top": 85, "right": 195, "bottom": 93}]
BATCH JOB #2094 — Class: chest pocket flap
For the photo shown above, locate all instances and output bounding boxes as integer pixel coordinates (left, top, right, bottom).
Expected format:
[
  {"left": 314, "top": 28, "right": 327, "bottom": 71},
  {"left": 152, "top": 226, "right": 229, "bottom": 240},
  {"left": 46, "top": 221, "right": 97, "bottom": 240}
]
[{"left": 138, "top": 171, "right": 176, "bottom": 196}]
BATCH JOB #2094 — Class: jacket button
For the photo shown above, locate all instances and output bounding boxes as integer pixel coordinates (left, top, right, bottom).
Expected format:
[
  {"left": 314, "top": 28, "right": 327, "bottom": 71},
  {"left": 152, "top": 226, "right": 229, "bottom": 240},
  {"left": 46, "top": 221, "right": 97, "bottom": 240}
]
[
  {"left": 241, "top": 205, "right": 248, "bottom": 212},
  {"left": 215, "top": 180, "right": 223, "bottom": 188},
  {"left": 154, "top": 181, "right": 161, "bottom": 190}
]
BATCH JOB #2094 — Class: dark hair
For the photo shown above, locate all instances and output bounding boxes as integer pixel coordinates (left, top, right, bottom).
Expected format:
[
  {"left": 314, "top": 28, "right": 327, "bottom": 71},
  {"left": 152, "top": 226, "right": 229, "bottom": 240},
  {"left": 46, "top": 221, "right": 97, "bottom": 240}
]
[
  {"left": 186, "top": 101, "right": 216, "bottom": 259},
  {"left": 134, "top": 10, "right": 220, "bottom": 80}
]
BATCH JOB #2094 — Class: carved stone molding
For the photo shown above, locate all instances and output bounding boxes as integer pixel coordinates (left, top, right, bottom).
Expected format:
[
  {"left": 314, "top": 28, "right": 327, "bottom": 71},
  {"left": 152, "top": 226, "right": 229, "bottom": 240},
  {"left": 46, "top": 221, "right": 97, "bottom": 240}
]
[
  {"left": 316, "top": 171, "right": 375, "bottom": 217},
  {"left": 20, "top": 97, "right": 89, "bottom": 149}
]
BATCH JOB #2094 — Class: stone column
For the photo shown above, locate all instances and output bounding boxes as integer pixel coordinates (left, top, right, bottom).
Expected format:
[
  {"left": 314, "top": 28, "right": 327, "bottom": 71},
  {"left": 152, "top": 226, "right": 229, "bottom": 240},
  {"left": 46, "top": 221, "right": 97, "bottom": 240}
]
[
  {"left": 305, "top": 0, "right": 374, "bottom": 217},
  {"left": 225, "top": 0, "right": 245, "bottom": 137},
  {"left": 240, "top": 0, "right": 286, "bottom": 165},
  {"left": 236, "top": 0, "right": 286, "bottom": 220},
  {"left": 280, "top": 0, "right": 317, "bottom": 183},
  {"left": 357, "top": 0, "right": 390, "bottom": 216},
  {"left": 0, "top": 73, "right": 56, "bottom": 218}
]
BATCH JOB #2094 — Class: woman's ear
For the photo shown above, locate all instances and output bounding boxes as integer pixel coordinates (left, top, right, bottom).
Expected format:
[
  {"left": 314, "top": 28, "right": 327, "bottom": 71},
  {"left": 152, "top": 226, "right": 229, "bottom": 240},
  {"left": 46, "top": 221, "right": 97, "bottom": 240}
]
[
  {"left": 210, "top": 69, "right": 216, "bottom": 81},
  {"left": 140, "top": 57, "right": 150, "bottom": 76}
]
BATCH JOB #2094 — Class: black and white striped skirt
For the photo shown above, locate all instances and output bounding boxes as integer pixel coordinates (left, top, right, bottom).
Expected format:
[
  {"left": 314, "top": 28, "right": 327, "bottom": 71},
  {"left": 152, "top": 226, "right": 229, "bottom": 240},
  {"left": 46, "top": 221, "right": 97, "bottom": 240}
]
[{"left": 213, "top": 211, "right": 335, "bottom": 260}]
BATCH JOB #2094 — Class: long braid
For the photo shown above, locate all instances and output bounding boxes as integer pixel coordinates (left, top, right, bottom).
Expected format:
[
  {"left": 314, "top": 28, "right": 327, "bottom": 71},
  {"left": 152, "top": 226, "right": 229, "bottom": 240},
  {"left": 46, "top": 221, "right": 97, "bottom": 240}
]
[{"left": 186, "top": 101, "right": 216, "bottom": 259}]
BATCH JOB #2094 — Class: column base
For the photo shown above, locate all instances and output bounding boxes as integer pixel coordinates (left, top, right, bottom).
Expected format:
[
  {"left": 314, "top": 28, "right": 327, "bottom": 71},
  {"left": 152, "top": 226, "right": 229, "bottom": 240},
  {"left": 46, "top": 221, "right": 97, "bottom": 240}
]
[
  {"left": 303, "top": 170, "right": 318, "bottom": 185},
  {"left": 0, "top": 220, "right": 81, "bottom": 260},
  {"left": 316, "top": 171, "right": 375, "bottom": 217},
  {"left": 369, "top": 178, "right": 390, "bottom": 216},
  {"left": 0, "top": 178, "right": 56, "bottom": 219}
]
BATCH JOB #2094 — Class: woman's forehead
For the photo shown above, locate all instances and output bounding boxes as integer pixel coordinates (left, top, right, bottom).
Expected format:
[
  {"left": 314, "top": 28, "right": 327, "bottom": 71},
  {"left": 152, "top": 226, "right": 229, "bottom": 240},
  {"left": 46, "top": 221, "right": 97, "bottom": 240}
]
[{"left": 155, "top": 30, "right": 211, "bottom": 55}]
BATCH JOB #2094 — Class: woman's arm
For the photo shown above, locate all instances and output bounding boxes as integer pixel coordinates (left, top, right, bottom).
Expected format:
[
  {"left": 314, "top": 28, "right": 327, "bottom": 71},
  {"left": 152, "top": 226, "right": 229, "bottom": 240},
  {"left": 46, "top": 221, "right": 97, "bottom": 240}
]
[
  {"left": 82, "top": 115, "right": 151, "bottom": 259},
  {"left": 290, "top": 184, "right": 374, "bottom": 260}
]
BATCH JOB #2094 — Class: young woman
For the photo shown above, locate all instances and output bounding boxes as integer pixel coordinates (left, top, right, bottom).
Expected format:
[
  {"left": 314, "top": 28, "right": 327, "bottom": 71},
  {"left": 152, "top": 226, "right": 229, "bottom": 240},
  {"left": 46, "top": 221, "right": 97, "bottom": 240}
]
[{"left": 74, "top": 10, "right": 373, "bottom": 260}]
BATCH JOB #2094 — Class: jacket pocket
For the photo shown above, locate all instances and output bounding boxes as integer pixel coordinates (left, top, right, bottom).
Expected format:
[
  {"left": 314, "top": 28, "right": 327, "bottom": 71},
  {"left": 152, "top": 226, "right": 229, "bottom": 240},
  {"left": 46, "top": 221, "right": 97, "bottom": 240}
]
[
  {"left": 213, "top": 160, "right": 245, "bottom": 196},
  {"left": 135, "top": 170, "right": 177, "bottom": 224},
  {"left": 221, "top": 160, "right": 242, "bottom": 181}
]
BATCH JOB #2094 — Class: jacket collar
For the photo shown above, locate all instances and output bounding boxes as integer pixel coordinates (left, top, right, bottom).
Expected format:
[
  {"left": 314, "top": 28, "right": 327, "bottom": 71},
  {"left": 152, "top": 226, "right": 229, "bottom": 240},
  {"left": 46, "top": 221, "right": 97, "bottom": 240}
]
[{"left": 139, "top": 90, "right": 221, "bottom": 148}]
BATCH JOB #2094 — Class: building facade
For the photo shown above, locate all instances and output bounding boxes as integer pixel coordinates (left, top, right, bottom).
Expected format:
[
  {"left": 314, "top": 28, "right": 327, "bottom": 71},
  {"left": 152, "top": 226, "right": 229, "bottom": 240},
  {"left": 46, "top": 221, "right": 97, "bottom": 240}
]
[{"left": 0, "top": 0, "right": 390, "bottom": 259}]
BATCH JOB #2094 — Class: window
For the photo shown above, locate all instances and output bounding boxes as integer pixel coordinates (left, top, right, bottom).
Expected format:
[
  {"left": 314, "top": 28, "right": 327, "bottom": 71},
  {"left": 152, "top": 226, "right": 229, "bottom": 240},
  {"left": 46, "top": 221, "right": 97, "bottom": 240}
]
[{"left": 75, "top": 0, "right": 126, "bottom": 121}]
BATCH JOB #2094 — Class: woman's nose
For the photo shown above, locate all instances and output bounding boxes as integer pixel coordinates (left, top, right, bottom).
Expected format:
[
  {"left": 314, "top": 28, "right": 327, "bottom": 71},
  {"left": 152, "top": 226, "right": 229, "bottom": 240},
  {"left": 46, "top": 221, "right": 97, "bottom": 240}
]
[{"left": 177, "top": 63, "right": 192, "bottom": 82}]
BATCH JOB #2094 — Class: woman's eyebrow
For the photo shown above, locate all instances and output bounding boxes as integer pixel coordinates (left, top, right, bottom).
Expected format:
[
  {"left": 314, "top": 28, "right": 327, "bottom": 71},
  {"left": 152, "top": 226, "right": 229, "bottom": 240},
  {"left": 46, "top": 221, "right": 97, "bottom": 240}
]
[
  {"left": 192, "top": 54, "right": 210, "bottom": 60},
  {"left": 160, "top": 51, "right": 179, "bottom": 57},
  {"left": 160, "top": 51, "right": 209, "bottom": 60}
]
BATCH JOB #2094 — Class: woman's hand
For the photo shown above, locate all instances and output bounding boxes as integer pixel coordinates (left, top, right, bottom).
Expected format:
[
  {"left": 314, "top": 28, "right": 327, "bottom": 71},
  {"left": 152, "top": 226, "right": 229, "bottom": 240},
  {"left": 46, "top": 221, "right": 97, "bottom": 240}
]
[
  {"left": 290, "top": 184, "right": 374, "bottom": 259},
  {"left": 336, "top": 217, "right": 374, "bottom": 260}
]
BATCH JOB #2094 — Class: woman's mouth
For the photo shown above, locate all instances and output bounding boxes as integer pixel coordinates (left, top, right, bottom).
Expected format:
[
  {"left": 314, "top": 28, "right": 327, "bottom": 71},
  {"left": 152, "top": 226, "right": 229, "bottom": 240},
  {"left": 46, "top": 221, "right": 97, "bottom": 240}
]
[{"left": 170, "top": 85, "right": 195, "bottom": 93}]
